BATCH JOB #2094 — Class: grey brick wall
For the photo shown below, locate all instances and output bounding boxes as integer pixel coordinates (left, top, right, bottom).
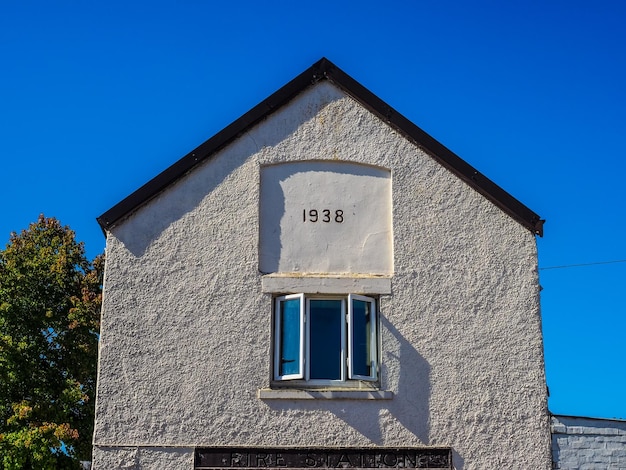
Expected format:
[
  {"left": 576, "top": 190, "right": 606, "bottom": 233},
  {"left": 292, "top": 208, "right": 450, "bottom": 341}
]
[{"left": 552, "top": 415, "right": 626, "bottom": 469}]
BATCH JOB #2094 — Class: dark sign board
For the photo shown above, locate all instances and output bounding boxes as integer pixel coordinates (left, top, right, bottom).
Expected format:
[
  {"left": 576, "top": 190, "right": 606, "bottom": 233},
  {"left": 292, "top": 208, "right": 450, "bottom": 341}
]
[{"left": 195, "top": 448, "right": 451, "bottom": 470}]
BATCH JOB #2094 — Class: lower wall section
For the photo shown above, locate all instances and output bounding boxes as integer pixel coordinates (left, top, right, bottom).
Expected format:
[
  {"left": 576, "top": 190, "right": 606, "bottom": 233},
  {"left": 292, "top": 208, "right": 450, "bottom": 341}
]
[
  {"left": 552, "top": 415, "right": 626, "bottom": 469},
  {"left": 92, "top": 446, "right": 194, "bottom": 470}
]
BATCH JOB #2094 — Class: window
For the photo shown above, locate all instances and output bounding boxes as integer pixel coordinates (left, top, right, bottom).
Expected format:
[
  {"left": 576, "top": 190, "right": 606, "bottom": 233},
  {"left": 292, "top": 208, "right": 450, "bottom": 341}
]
[{"left": 273, "top": 294, "right": 378, "bottom": 385}]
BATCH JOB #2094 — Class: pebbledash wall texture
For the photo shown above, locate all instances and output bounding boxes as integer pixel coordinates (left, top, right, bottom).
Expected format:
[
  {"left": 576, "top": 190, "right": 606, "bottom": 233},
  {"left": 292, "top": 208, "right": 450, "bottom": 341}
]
[{"left": 93, "top": 59, "right": 553, "bottom": 469}]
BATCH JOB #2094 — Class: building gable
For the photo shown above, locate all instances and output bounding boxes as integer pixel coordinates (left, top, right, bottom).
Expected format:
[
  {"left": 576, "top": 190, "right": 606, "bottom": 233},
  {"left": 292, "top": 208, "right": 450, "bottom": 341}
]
[
  {"left": 97, "top": 58, "right": 543, "bottom": 236},
  {"left": 93, "top": 59, "right": 552, "bottom": 469}
]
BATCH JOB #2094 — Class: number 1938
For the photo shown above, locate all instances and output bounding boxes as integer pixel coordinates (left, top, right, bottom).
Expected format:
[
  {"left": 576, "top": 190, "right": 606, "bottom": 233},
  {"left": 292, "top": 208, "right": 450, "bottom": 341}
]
[{"left": 303, "top": 209, "right": 344, "bottom": 223}]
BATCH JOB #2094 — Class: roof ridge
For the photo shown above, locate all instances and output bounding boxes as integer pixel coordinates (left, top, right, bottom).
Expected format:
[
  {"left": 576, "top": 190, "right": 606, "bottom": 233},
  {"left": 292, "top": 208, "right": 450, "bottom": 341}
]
[{"left": 97, "top": 58, "right": 544, "bottom": 236}]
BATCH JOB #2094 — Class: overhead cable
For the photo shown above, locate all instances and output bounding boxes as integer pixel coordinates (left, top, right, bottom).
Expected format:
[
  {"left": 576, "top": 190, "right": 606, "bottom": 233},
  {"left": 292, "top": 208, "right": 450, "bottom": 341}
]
[{"left": 539, "top": 259, "right": 626, "bottom": 271}]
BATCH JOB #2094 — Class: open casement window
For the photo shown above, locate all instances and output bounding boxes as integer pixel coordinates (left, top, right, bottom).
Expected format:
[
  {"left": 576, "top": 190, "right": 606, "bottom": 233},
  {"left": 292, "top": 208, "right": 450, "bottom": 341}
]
[
  {"left": 274, "top": 294, "right": 305, "bottom": 380},
  {"left": 273, "top": 294, "right": 378, "bottom": 384}
]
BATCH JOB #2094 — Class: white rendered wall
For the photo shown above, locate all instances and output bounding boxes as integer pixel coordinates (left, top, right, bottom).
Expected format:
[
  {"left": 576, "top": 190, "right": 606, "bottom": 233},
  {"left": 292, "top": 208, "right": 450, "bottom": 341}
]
[
  {"left": 93, "top": 82, "right": 551, "bottom": 469},
  {"left": 259, "top": 161, "right": 392, "bottom": 275}
]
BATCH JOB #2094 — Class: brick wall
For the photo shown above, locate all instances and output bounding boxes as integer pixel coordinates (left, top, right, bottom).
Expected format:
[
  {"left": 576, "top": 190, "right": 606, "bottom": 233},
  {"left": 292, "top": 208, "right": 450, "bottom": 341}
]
[{"left": 552, "top": 415, "right": 626, "bottom": 469}]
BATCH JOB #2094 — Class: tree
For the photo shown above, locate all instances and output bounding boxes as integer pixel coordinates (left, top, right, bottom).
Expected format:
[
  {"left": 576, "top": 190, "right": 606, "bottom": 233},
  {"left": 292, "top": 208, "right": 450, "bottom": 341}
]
[{"left": 0, "top": 215, "right": 103, "bottom": 469}]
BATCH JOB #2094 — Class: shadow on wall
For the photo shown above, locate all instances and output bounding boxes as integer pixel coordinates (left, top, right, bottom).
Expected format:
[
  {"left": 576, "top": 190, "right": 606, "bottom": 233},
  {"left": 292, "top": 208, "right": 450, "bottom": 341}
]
[
  {"left": 111, "top": 135, "right": 256, "bottom": 258},
  {"left": 110, "top": 87, "right": 340, "bottom": 258},
  {"left": 263, "top": 312, "right": 431, "bottom": 447},
  {"left": 452, "top": 451, "right": 464, "bottom": 470},
  {"left": 379, "top": 315, "right": 430, "bottom": 445}
]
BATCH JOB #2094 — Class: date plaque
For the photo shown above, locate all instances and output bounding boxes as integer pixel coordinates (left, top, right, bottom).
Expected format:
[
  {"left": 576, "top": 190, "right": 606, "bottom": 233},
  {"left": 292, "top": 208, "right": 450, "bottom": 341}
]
[{"left": 259, "top": 161, "right": 393, "bottom": 275}]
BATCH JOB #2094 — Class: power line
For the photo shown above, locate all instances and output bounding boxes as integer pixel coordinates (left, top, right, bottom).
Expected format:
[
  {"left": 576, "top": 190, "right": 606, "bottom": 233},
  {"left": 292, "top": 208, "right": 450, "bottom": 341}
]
[{"left": 539, "top": 259, "right": 626, "bottom": 271}]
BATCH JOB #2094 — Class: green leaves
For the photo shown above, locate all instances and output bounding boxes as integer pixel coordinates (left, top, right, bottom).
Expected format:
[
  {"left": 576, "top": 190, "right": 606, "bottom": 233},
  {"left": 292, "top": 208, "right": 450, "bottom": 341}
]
[{"left": 0, "top": 215, "right": 102, "bottom": 469}]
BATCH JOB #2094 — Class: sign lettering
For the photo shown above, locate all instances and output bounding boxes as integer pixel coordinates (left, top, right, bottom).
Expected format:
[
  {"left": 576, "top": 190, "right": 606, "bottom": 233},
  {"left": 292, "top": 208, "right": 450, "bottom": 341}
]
[{"left": 195, "top": 448, "right": 451, "bottom": 470}]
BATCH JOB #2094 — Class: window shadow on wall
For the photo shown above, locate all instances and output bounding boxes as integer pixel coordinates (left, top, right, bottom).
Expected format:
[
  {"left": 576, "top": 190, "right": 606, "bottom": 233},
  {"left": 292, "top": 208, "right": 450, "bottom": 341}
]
[
  {"left": 262, "top": 314, "right": 431, "bottom": 447},
  {"left": 377, "top": 314, "right": 431, "bottom": 445}
]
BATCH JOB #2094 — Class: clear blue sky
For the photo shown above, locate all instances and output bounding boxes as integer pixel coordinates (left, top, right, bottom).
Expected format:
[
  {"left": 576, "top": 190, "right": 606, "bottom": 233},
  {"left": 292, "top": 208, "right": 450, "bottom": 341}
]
[{"left": 1, "top": 1, "right": 624, "bottom": 419}]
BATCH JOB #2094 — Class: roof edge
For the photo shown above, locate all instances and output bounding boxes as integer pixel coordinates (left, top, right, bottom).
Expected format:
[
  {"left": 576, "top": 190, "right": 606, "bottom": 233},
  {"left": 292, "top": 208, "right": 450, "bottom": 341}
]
[
  {"left": 97, "top": 57, "right": 544, "bottom": 236},
  {"left": 552, "top": 413, "right": 626, "bottom": 423},
  {"left": 320, "top": 62, "right": 544, "bottom": 236},
  {"left": 96, "top": 58, "right": 332, "bottom": 231}
]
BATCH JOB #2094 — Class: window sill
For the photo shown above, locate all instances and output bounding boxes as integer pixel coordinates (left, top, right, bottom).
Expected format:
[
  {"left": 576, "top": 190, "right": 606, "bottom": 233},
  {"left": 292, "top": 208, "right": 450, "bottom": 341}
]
[
  {"left": 257, "top": 388, "right": 394, "bottom": 400},
  {"left": 261, "top": 274, "right": 391, "bottom": 295}
]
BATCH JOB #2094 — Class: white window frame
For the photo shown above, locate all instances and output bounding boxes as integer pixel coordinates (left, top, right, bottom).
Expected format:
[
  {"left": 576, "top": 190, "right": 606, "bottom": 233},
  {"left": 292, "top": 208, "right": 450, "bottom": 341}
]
[
  {"left": 347, "top": 294, "right": 378, "bottom": 381},
  {"left": 273, "top": 293, "right": 378, "bottom": 386},
  {"left": 273, "top": 293, "right": 305, "bottom": 380}
]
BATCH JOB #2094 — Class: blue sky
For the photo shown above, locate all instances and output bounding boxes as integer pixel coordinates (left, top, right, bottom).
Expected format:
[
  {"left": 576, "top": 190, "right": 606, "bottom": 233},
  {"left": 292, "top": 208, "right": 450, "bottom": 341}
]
[{"left": 1, "top": 1, "right": 624, "bottom": 419}]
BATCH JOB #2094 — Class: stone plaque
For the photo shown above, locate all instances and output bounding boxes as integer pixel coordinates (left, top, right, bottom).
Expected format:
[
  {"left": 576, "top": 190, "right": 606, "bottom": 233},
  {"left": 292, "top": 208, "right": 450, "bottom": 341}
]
[
  {"left": 259, "top": 162, "right": 393, "bottom": 275},
  {"left": 195, "top": 447, "right": 451, "bottom": 470}
]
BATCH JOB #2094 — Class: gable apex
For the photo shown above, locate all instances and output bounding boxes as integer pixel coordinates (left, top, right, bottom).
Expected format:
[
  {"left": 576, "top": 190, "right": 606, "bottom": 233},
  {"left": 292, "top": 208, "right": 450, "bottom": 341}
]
[{"left": 97, "top": 57, "right": 544, "bottom": 236}]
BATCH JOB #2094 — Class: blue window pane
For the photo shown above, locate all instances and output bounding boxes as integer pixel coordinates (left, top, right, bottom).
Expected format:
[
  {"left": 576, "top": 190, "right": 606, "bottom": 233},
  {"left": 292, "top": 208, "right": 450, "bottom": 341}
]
[
  {"left": 352, "top": 299, "right": 371, "bottom": 377},
  {"left": 279, "top": 298, "right": 301, "bottom": 377},
  {"left": 309, "top": 300, "right": 342, "bottom": 380}
]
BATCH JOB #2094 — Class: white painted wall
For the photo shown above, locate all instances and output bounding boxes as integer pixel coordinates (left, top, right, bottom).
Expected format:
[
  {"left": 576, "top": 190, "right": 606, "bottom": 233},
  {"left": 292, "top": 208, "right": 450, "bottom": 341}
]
[
  {"left": 259, "top": 161, "right": 392, "bottom": 275},
  {"left": 552, "top": 415, "right": 626, "bottom": 469},
  {"left": 93, "top": 82, "right": 551, "bottom": 469}
]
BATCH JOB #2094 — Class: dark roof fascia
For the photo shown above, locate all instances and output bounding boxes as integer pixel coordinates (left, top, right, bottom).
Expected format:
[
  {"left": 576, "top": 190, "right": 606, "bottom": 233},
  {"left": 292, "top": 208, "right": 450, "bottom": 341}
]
[
  {"left": 97, "top": 57, "right": 544, "bottom": 236},
  {"left": 320, "top": 60, "right": 544, "bottom": 236},
  {"left": 96, "top": 61, "right": 326, "bottom": 232},
  {"left": 552, "top": 413, "right": 626, "bottom": 424}
]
